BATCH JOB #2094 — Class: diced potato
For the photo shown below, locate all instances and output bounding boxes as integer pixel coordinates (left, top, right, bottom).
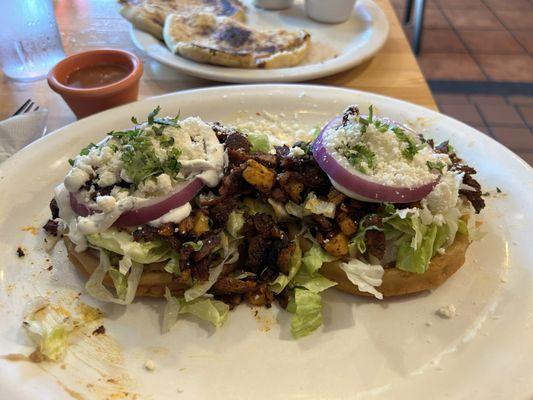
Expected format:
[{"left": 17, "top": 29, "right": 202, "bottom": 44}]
[
  {"left": 192, "top": 211, "right": 210, "bottom": 236},
  {"left": 327, "top": 188, "right": 346, "bottom": 205},
  {"left": 242, "top": 159, "right": 276, "bottom": 192},
  {"left": 323, "top": 232, "right": 349, "bottom": 257},
  {"left": 178, "top": 216, "right": 194, "bottom": 234},
  {"left": 336, "top": 212, "right": 358, "bottom": 236},
  {"left": 278, "top": 172, "right": 304, "bottom": 203}
]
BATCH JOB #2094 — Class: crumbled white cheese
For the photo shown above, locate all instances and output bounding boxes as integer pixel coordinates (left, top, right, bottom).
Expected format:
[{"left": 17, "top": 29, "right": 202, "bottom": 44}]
[
  {"left": 288, "top": 146, "right": 305, "bottom": 157},
  {"left": 436, "top": 304, "right": 456, "bottom": 319},
  {"left": 425, "top": 171, "right": 462, "bottom": 214},
  {"left": 323, "top": 122, "right": 449, "bottom": 188},
  {"left": 96, "top": 195, "right": 117, "bottom": 213},
  {"left": 64, "top": 167, "right": 90, "bottom": 192},
  {"left": 144, "top": 360, "right": 155, "bottom": 371},
  {"left": 436, "top": 248, "right": 446, "bottom": 255},
  {"left": 156, "top": 173, "right": 172, "bottom": 194}
]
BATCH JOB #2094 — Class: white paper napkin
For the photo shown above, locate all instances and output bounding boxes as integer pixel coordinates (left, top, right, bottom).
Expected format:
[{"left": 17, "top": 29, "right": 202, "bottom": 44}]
[{"left": 0, "top": 109, "right": 48, "bottom": 163}]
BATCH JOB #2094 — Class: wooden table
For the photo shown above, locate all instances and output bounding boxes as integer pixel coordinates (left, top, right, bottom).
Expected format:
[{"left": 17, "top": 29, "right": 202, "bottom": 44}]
[{"left": 0, "top": 0, "right": 436, "bottom": 132}]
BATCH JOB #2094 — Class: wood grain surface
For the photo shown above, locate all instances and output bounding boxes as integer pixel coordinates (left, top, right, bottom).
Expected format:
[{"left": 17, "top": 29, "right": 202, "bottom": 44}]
[{"left": 0, "top": 0, "right": 436, "bottom": 132}]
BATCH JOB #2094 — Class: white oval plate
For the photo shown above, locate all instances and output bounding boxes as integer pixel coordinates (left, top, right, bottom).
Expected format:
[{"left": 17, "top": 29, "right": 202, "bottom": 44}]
[
  {"left": 130, "top": 0, "right": 389, "bottom": 83},
  {"left": 1, "top": 85, "right": 532, "bottom": 400}
]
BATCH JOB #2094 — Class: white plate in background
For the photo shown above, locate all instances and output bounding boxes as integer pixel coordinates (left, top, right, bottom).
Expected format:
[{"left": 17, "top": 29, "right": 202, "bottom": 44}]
[
  {"left": 0, "top": 84, "right": 532, "bottom": 399},
  {"left": 130, "top": 0, "right": 389, "bottom": 83}
]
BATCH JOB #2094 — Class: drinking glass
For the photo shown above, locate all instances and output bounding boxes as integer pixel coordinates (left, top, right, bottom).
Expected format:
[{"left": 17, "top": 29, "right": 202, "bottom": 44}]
[{"left": 0, "top": 0, "right": 66, "bottom": 81}]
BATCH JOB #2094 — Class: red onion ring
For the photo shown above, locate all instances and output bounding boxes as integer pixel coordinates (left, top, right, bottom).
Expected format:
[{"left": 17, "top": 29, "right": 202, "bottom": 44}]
[
  {"left": 69, "top": 177, "right": 204, "bottom": 226},
  {"left": 311, "top": 116, "right": 438, "bottom": 203}
]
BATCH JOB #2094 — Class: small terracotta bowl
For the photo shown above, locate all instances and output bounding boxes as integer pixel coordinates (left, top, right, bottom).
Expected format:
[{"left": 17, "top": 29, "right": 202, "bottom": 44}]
[{"left": 48, "top": 49, "right": 143, "bottom": 119}]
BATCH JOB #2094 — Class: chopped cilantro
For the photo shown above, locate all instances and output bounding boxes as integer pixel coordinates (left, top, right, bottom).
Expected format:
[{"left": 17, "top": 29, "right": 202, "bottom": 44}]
[
  {"left": 392, "top": 127, "right": 422, "bottom": 160},
  {"left": 368, "top": 105, "right": 374, "bottom": 123},
  {"left": 184, "top": 240, "right": 203, "bottom": 251},
  {"left": 159, "top": 135, "right": 175, "bottom": 147},
  {"left": 107, "top": 108, "right": 184, "bottom": 186},
  {"left": 147, "top": 106, "right": 161, "bottom": 125},
  {"left": 80, "top": 142, "right": 97, "bottom": 156},
  {"left": 343, "top": 143, "right": 376, "bottom": 173},
  {"left": 68, "top": 158, "right": 75, "bottom": 166},
  {"left": 426, "top": 160, "right": 446, "bottom": 172},
  {"left": 131, "top": 116, "right": 139, "bottom": 124}
]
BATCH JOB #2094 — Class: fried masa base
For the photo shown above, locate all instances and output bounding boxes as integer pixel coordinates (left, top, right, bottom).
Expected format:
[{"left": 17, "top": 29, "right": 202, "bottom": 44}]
[
  {"left": 320, "top": 233, "right": 470, "bottom": 297},
  {"left": 66, "top": 232, "right": 469, "bottom": 300},
  {"left": 64, "top": 237, "right": 189, "bottom": 298}
]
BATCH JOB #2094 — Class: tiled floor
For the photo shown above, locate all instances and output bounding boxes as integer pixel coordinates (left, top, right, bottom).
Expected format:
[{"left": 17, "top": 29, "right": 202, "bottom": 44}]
[
  {"left": 434, "top": 93, "right": 533, "bottom": 164},
  {"left": 390, "top": 0, "right": 533, "bottom": 166},
  {"left": 391, "top": 0, "right": 533, "bottom": 82}
]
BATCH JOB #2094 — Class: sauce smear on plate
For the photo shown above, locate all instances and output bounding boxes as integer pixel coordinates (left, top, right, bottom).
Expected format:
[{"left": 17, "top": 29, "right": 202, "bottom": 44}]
[{"left": 66, "top": 64, "right": 129, "bottom": 89}]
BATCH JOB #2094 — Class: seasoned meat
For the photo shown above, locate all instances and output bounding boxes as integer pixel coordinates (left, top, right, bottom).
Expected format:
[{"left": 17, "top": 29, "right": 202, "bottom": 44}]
[
  {"left": 365, "top": 230, "right": 386, "bottom": 260},
  {"left": 193, "top": 232, "right": 221, "bottom": 262},
  {"left": 225, "top": 132, "right": 251, "bottom": 152},
  {"left": 210, "top": 121, "right": 240, "bottom": 142},
  {"left": 215, "top": 293, "right": 243, "bottom": 309},
  {"left": 209, "top": 197, "right": 238, "bottom": 228},
  {"left": 211, "top": 277, "right": 257, "bottom": 294},
  {"left": 227, "top": 148, "right": 252, "bottom": 166},
  {"left": 252, "top": 153, "right": 277, "bottom": 168},
  {"left": 276, "top": 288, "right": 290, "bottom": 309},
  {"left": 49, "top": 199, "right": 59, "bottom": 219},
  {"left": 247, "top": 236, "right": 270, "bottom": 269},
  {"left": 276, "top": 241, "right": 295, "bottom": 275},
  {"left": 270, "top": 187, "right": 289, "bottom": 203},
  {"left": 43, "top": 219, "right": 59, "bottom": 236},
  {"left": 299, "top": 163, "right": 330, "bottom": 192},
  {"left": 311, "top": 214, "right": 335, "bottom": 232},
  {"left": 278, "top": 171, "right": 304, "bottom": 203},
  {"left": 219, "top": 167, "right": 248, "bottom": 197},
  {"left": 245, "top": 283, "right": 274, "bottom": 307},
  {"left": 253, "top": 213, "right": 274, "bottom": 237},
  {"left": 190, "top": 255, "right": 211, "bottom": 281}
]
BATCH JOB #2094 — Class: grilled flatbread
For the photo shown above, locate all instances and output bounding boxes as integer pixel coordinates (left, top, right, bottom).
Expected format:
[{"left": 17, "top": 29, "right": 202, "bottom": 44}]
[
  {"left": 118, "top": 0, "right": 246, "bottom": 39},
  {"left": 320, "top": 233, "right": 471, "bottom": 298},
  {"left": 163, "top": 12, "right": 311, "bottom": 68}
]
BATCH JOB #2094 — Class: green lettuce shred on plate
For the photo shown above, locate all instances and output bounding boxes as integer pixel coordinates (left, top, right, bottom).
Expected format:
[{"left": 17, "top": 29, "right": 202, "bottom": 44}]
[{"left": 163, "top": 288, "right": 230, "bottom": 333}]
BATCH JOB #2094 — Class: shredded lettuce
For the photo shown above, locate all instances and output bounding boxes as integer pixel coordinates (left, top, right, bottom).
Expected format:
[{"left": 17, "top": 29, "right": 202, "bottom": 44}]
[
  {"left": 87, "top": 228, "right": 170, "bottom": 263},
  {"left": 285, "top": 201, "right": 307, "bottom": 219},
  {"left": 292, "top": 268, "right": 336, "bottom": 293},
  {"left": 290, "top": 288, "right": 323, "bottom": 339},
  {"left": 184, "top": 240, "right": 203, "bottom": 251},
  {"left": 85, "top": 250, "right": 143, "bottom": 305},
  {"left": 247, "top": 132, "right": 271, "bottom": 153},
  {"left": 242, "top": 197, "right": 275, "bottom": 216},
  {"left": 339, "top": 258, "right": 384, "bottom": 299},
  {"left": 268, "top": 199, "right": 290, "bottom": 220},
  {"left": 184, "top": 242, "right": 240, "bottom": 302},
  {"left": 164, "top": 253, "right": 180, "bottom": 275},
  {"left": 302, "top": 243, "right": 336, "bottom": 274},
  {"left": 108, "top": 269, "right": 128, "bottom": 300},
  {"left": 303, "top": 192, "right": 336, "bottom": 218},
  {"left": 270, "top": 241, "right": 302, "bottom": 294},
  {"left": 226, "top": 210, "right": 245, "bottom": 238},
  {"left": 162, "top": 288, "right": 229, "bottom": 333},
  {"left": 22, "top": 299, "right": 102, "bottom": 361}
]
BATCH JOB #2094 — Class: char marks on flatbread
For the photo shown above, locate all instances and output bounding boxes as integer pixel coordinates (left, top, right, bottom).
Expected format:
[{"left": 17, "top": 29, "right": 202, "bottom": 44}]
[
  {"left": 118, "top": 0, "right": 246, "bottom": 39},
  {"left": 163, "top": 12, "right": 311, "bottom": 68}
]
